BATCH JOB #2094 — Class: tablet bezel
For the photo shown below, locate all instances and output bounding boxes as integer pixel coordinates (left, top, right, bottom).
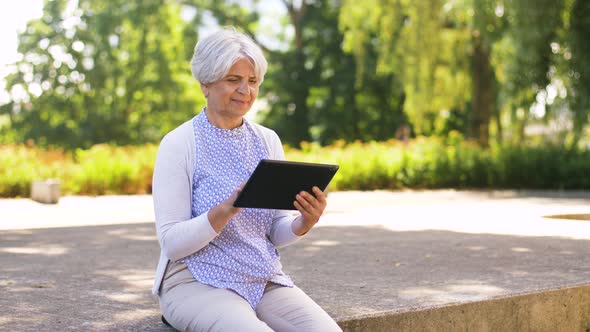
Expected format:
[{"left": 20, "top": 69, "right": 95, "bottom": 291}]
[{"left": 233, "top": 159, "right": 339, "bottom": 210}]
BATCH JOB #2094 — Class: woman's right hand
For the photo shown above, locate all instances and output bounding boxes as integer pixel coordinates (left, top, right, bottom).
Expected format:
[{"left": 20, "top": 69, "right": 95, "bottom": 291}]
[{"left": 207, "top": 185, "right": 243, "bottom": 233}]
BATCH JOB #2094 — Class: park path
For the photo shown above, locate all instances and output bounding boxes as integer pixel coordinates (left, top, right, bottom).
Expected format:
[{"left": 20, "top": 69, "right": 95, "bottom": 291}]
[{"left": 1, "top": 190, "right": 589, "bottom": 330}]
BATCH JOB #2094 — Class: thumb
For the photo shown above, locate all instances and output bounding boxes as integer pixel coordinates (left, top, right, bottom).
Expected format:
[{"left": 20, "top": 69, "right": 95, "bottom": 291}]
[{"left": 238, "top": 180, "right": 248, "bottom": 190}]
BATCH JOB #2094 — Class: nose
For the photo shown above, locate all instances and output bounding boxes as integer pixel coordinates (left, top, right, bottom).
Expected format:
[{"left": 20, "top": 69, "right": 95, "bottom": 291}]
[{"left": 237, "top": 80, "right": 249, "bottom": 95}]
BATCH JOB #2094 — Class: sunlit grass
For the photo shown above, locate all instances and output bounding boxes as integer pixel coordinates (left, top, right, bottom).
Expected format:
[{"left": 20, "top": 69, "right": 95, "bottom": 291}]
[{"left": 0, "top": 143, "right": 156, "bottom": 197}]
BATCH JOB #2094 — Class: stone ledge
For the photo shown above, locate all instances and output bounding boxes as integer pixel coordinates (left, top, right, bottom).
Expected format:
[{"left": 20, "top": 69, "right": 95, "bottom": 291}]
[
  {"left": 1, "top": 191, "right": 589, "bottom": 331},
  {"left": 338, "top": 284, "right": 590, "bottom": 332}
]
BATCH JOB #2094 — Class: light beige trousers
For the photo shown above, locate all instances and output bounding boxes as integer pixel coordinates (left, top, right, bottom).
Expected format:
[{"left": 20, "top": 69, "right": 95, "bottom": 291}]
[{"left": 159, "top": 261, "right": 342, "bottom": 332}]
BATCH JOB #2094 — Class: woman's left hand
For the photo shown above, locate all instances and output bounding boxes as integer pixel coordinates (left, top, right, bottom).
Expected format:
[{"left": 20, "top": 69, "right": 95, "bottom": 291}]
[{"left": 292, "top": 186, "right": 327, "bottom": 236}]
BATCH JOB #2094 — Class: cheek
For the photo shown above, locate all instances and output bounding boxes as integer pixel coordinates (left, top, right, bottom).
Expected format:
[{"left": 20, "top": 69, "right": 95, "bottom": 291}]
[
  {"left": 218, "top": 88, "right": 234, "bottom": 102},
  {"left": 250, "top": 87, "right": 259, "bottom": 100}
]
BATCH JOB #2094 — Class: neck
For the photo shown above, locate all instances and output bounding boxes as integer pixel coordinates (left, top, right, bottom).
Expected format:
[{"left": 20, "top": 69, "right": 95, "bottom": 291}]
[{"left": 204, "top": 108, "right": 243, "bottom": 129}]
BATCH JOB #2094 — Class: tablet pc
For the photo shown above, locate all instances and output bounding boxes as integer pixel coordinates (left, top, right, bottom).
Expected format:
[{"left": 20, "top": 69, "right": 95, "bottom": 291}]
[{"left": 233, "top": 159, "right": 339, "bottom": 210}]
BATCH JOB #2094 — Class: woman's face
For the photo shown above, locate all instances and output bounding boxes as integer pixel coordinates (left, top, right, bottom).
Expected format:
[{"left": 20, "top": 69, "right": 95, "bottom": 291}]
[{"left": 202, "top": 58, "right": 259, "bottom": 127}]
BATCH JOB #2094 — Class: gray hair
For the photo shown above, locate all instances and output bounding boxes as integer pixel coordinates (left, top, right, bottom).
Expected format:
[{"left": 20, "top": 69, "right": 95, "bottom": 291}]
[{"left": 191, "top": 28, "right": 268, "bottom": 86}]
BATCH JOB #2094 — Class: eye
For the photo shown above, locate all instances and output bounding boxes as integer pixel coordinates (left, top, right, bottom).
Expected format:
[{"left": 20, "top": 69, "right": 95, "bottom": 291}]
[{"left": 249, "top": 79, "right": 258, "bottom": 84}]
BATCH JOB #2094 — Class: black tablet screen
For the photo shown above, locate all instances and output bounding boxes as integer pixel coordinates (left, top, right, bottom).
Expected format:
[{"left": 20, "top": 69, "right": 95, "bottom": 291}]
[{"left": 233, "top": 159, "right": 339, "bottom": 210}]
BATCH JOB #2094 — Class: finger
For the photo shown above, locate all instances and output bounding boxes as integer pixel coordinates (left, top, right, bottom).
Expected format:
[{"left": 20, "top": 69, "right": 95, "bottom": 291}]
[
  {"left": 293, "top": 201, "right": 317, "bottom": 226},
  {"left": 229, "top": 191, "right": 242, "bottom": 207},
  {"left": 295, "top": 196, "right": 318, "bottom": 216},
  {"left": 298, "top": 191, "right": 320, "bottom": 209},
  {"left": 302, "top": 190, "right": 324, "bottom": 213},
  {"left": 231, "top": 181, "right": 247, "bottom": 200},
  {"left": 312, "top": 186, "right": 326, "bottom": 204},
  {"left": 229, "top": 186, "right": 244, "bottom": 209},
  {"left": 293, "top": 200, "right": 310, "bottom": 217},
  {"left": 238, "top": 180, "right": 247, "bottom": 190},
  {"left": 295, "top": 193, "right": 313, "bottom": 210},
  {"left": 298, "top": 193, "right": 322, "bottom": 215}
]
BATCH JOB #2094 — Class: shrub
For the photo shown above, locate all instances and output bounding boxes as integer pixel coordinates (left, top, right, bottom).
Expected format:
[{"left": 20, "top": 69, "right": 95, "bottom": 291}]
[
  {"left": 0, "top": 143, "right": 156, "bottom": 197},
  {"left": 1, "top": 138, "right": 589, "bottom": 197}
]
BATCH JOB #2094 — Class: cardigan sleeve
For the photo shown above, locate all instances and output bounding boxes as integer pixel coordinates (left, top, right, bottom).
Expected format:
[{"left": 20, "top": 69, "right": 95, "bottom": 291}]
[
  {"left": 264, "top": 130, "right": 304, "bottom": 248},
  {"left": 152, "top": 132, "right": 218, "bottom": 261}
]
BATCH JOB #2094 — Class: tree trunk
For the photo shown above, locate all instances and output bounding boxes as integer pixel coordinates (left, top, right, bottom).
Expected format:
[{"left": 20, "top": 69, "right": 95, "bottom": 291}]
[
  {"left": 286, "top": 1, "right": 311, "bottom": 143},
  {"left": 494, "top": 100, "right": 503, "bottom": 145},
  {"left": 352, "top": 101, "right": 361, "bottom": 140},
  {"left": 470, "top": 35, "right": 495, "bottom": 147},
  {"left": 291, "top": 47, "right": 311, "bottom": 143}
]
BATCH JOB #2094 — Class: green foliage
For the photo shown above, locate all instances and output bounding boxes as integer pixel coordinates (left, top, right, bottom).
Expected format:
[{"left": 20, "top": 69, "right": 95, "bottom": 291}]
[
  {"left": 68, "top": 144, "right": 156, "bottom": 195},
  {"left": 340, "top": 0, "right": 473, "bottom": 137},
  {"left": 194, "top": 0, "right": 408, "bottom": 145},
  {"left": 0, "top": 0, "right": 204, "bottom": 149},
  {"left": 284, "top": 135, "right": 590, "bottom": 191},
  {"left": 1, "top": 0, "right": 589, "bottom": 153},
  {"left": 0, "top": 143, "right": 156, "bottom": 197},
  {"left": 340, "top": 0, "right": 590, "bottom": 147},
  {"left": 0, "top": 144, "right": 66, "bottom": 197},
  {"left": 566, "top": 0, "right": 590, "bottom": 145},
  {"left": 1, "top": 139, "right": 589, "bottom": 197}
]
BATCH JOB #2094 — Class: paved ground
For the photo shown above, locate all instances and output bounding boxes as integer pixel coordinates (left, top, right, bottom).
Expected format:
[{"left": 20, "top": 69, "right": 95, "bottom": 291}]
[{"left": 1, "top": 190, "right": 590, "bottom": 331}]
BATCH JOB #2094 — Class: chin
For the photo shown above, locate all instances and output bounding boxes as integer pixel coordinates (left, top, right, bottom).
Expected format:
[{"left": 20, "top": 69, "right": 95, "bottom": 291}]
[{"left": 235, "top": 105, "right": 253, "bottom": 114}]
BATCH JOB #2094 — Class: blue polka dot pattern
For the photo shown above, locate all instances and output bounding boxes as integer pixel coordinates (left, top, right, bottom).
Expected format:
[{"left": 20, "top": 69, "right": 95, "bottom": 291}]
[{"left": 182, "top": 109, "right": 293, "bottom": 309}]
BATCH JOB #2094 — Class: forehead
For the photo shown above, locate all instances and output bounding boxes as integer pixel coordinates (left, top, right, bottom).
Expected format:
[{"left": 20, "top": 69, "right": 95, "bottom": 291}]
[{"left": 227, "top": 58, "right": 256, "bottom": 77}]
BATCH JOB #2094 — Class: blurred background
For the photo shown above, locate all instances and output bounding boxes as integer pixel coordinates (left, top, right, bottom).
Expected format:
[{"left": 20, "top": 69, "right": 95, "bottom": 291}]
[{"left": 1, "top": 0, "right": 589, "bottom": 197}]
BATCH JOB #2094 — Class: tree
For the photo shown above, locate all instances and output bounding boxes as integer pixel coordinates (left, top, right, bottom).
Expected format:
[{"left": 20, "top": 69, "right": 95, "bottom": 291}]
[
  {"left": 0, "top": 0, "right": 204, "bottom": 148},
  {"left": 566, "top": 0, "right": 590, "bottom": 147},
  {"left": 341, "top": 0, "right": 509, "bottom": 146},
  {"left": 340, "top": 0, "right": 579, "bottom": 147},
  {"left": 499, "top": 0, "right": 565, "bottom": 144},
  {"left": 187, "top": 0, "right": 406, "bottom": 145}
]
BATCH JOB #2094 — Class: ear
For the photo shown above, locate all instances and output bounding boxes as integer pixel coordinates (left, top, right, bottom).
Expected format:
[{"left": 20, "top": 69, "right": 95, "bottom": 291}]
[{"left": 200, "top": 84, "right": 209, "bottom": 98}]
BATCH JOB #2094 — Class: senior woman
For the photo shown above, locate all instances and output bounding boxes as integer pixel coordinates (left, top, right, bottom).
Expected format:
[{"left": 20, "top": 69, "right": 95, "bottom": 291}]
[{"left": 151, "top": 28, "right": 342, "bottom": 331}]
